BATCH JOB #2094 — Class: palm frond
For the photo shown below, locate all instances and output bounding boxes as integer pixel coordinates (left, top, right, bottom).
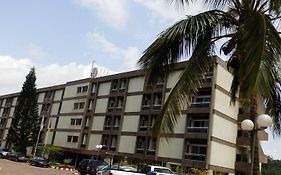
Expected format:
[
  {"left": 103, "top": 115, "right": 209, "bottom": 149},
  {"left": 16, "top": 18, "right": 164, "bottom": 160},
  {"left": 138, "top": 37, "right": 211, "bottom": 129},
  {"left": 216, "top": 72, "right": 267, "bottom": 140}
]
[
  {"left": 266, "top": 83, "right": 281, "bottom": 136},
  {"left": 138, "top": 10, "right": 225, "bottom": 86},
  {"left": 153, "top": 26, "right": 216, "bottom": 135},
  {"left": 230, "top": 11, "right": 267, "bottom": 102},
  {"left": 269, "top": 0, "right": 281, "bottom": 15},
  {"left": 172, "top": 0, "right": 233, "bottom": 9}
]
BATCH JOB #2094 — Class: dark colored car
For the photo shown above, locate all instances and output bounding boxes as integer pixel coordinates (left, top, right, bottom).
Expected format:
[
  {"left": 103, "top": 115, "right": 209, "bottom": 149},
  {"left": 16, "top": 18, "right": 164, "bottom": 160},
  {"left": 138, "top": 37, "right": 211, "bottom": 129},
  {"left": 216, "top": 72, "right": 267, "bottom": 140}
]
[
  {"left": 78, "top": 159, "right": 108, "bottom": 175},
  {"left": 8, "top": 152, "right": 29, "bottom": 162},
  {"left": 30, "top": 157, "right": 49, "bottom": 168},
  {"left": 0, "top": 147, "right": 10, "bottom": 158}
]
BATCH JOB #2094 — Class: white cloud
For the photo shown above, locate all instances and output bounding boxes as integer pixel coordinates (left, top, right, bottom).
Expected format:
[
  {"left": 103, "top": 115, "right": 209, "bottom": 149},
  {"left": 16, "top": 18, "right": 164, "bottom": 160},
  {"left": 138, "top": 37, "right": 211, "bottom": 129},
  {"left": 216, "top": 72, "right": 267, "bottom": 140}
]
[
  {"left": 261, "top": 130, "right": 281, "bottom": 160},
  {"left": 87, "top": 32, "right": 141, "bottom": 70},
  {"left": 133, "top": 0, "right": 206, "bottom": 23},
  {"left": 0, "top": 55, "right": 114, "bottom": 95},
  {"left": 75, "top": 0, "right": 129, "bottom": 29},
  {"left": 28, "top": 44, "right": 47, "bottom": 59}
]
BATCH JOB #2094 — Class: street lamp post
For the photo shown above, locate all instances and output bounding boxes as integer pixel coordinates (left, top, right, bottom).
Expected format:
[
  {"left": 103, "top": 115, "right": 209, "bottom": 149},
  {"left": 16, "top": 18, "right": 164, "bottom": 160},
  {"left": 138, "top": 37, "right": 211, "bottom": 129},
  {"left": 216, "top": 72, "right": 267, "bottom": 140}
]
[
  {"left": 241, "top": 114, "right": 272, "bottom": 175},
  {"left": 96, "top": 145, "right": 103, "bottom": 160}
]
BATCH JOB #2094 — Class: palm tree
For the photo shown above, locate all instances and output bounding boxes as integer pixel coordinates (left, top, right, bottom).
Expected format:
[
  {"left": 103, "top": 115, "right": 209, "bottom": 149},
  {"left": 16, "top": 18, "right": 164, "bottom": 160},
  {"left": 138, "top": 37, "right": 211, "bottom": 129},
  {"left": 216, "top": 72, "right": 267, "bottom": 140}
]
[{"left": 138, "top": 0, "right": 281, "bottom": 174}]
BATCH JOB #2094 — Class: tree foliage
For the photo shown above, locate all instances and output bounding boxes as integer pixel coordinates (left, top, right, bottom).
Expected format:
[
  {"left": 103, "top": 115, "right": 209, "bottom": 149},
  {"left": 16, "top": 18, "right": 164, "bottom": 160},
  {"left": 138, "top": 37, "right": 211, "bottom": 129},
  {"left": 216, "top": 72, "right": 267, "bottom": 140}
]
[
  {"left": 262, "top": 157, "right": 281, "bottom": 175},
  {"left": 138, "top": 0, "right": 281, "bottom": 136},
  {"left": 6, "top": 68, "right": 39, "bottom": 153}
]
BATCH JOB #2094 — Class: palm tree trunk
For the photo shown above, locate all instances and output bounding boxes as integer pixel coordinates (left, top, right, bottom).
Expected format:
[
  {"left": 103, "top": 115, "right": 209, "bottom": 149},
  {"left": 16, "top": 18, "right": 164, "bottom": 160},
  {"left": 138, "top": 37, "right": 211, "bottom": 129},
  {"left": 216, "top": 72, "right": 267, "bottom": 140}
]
[{"left": 249, "top": 97, "right": 260, "bottom": 175}]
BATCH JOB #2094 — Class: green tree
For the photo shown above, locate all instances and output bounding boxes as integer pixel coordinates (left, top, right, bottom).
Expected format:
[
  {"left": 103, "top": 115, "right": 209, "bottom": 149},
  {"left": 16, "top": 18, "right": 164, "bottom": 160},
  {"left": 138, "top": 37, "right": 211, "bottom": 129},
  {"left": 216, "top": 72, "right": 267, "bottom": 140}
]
[
  {"left": 138, "top": 1, "right": 281, "bottom": 174},
  {"left": 6, "top": 68, "right": 39, "bottom": 153},
  {"left": 262, "top": 157, "right": 281, "bottom": 175}
]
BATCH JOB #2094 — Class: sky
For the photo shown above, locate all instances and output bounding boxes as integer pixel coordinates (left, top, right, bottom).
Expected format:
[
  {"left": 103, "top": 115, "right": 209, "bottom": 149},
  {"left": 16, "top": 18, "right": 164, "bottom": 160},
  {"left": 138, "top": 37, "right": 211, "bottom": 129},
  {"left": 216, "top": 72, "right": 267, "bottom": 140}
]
[{"left": 0, "top": 0, "right": 279, "bottom": 160}]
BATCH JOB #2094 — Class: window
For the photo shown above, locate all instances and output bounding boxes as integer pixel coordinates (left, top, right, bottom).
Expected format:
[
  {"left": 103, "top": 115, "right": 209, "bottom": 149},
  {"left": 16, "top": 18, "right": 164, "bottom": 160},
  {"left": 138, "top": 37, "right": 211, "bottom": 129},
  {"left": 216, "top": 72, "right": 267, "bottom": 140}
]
[
  {"left": 77, "top": 87, "right": 82, "bottom": 93},
  {"left": 153, "top": 93, "right": 162, "bottom": 106},
  {"left": 77, "top": 86, "right": 88, "bottom": 93},
  {"left": 139, "top": 115, "right": 148, "bottom": 131},
  {"left": 67, "top": 136, "right": 79, "bottom": 143},
  {"left": 76, "top": 119, "right": 82, "bottom": 125},
  {"left": 88, "top": 100, "right": 94, "bottom": 110},
  {"left": 72, "top": 136, "right": 78, "bottom": 142},
  {"left": 0, "top": 118, "right": 6, "bottom": 125},
  {"left": 67, "top": 136, "right": 72, "bottom": 142},
  {"left": 110, "top": 135, "right": 117, "bottom": 149},
  {"left": 119, "top": 79, "right": 126, "bottom": 90},
  {"left": 104, "top": 116, "right": 112, "bottom": 130},
  {"left": 70, "top": 119, "right": 75, "bottom": 125},
  {"left": 111, "top": 80, "right": 118, "bottom": 90},
  {"left": 192, "top": 95, "right": 211, "bottom": 107},
  {"left": 142, "top": 94, "right": 151, "bottom": 107},
  {"left": 185, "top": 140, "right": 207, "bottom": 161},
  {"left": 113, "top": 116, "right": 120, "bottom": 128},
  {"left": 187, "top": 115, "right": 209, "bottom": 132},
  {"left": 101, "top": 135, "right": 110, "bottom": 148},
  {"left": 2, "top": 108, "right": 9, "bottom": 116},
  {"left": 70, "top": 118, "right": 82, "bottom": 125},
  {"left": 44, "top": 91, "right": 53, "bottom": 99},
  {"left": 73, "top": 102, "right": 85, "bottom": 109},
  {"left": 108, "top": 98, "right": 115, "bottom": 109},
  {"left": 82, "top": 86, "right": 88, "bottom": 93},
  {"left": 136, "top": 136, "right": 146, "bottom": 154},
  {"left": 147, "top": 137, "right": 156, "bottom": 154},
  {"left": 41, "top": 104, "right": 51, "bottom": 113},
  {"left": 116, "top": 97, "right": 124, "bottom": 109}
]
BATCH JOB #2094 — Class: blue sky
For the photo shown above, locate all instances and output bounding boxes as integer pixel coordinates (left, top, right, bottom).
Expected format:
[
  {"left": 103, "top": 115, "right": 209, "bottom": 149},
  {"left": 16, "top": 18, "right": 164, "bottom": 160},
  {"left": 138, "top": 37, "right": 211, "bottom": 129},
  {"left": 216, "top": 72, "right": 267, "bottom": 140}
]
[{"left": 0, "top": 0, "right": 279, "bottom": 160}]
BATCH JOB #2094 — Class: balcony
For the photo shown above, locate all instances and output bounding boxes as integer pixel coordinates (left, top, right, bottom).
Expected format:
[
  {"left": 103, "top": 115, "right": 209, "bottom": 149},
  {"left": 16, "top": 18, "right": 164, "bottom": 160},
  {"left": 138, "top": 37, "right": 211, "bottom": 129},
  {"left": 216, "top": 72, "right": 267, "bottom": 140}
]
[
  {"left": 147, "top": 149, "right": 156, "bottom": 155},
  {"left": 136, "top": 148, "right": 145, "bottom": 154},
  {"left": 185, "top": 153, "right": 206, "bottom": 161},
  {"left": 187, "top": 127, "right": 208, "bottom": 133},
  {"left": 191, "top": 96, "right": 211, "bottom": 108}
]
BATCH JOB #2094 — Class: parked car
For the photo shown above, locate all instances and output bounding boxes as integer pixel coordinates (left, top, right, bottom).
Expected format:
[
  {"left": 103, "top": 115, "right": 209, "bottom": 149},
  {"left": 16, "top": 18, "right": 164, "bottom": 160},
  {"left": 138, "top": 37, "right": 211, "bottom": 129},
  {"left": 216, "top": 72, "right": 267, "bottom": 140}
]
[
  {"left": 103, "top": 165, "right": 174, "bottom": 175},
  {"left": 8, "top": 152, "right": 29, "bottom": 162},
  {"left": 96, "top": 165, "right": 137, "bottom": 175},
  {"left": 29, "top": 157, "right": 49, "bottom": 168},
  {"left": 0, "top": 147, "right": 10, "bottom": 158},
  {"left": 77, "top": 159, "right": 108, "bottom": 175}
]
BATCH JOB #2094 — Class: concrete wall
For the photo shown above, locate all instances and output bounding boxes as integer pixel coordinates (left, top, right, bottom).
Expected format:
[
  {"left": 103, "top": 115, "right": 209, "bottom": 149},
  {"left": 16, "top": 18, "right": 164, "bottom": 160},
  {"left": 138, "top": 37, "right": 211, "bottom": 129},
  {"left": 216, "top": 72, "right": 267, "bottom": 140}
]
[
  {"left": 37, "top": 92, "right": 45, "bottom": 103},
  {"left": 128, "top": 77, "right": 144, "bottom": 93},
  {"left": 51, "top": 103, "right": 60, "bottom": 115},
  {"left": 9, "top": 107, "right": 15, "bottom": 117},
  {"left": 60, "top": 100, "right": 86, "bottom": 113},
  {"left": 118, "top": 136, "right": 137, "bottom": 154},
  {"left": 158, "top": 138, "right": 184, "bottom": 159},
  {"left": 12, "top": 97, "right": 17, "bottom": 106},
  {"left": 207, "top": 63, "right": 238, "bottom": 171},
  {"left": 54, "top": 89, "right": 63, "bottom": 101},
  {"left": 88, "top": 134, "right": 102, "bottom": 150},
  {"left": 95, "top": 99, "right": 108, "bottom": 113},
  {"left": 53, "top": 131, "right": 79, "bottom": 148},
  {"left": 125, "top": 95, "right": 142, "bottom": 112},
  {"left": 92, "top": 116, "right": 105, "bottom": 131},
  {"left": 57, "top": 116, "right": 83, "bottom": 129},
  {"left": 174, "top": 115, "right": 187, "bottom": 134},
  {"left": 166, "top": 71, "right": 182, "bottom": 89},
  {"left": 64, "top": 83, "right": 89, "bottom": 98},
  {"left": 121, "top": 115, "right": 139, "bottom": 132},
  {"left": 209, "top": 141, "right": 236, "bottom": 169},
  {"left": 98, "top": 82, "right": 111, "bottom": 96}
]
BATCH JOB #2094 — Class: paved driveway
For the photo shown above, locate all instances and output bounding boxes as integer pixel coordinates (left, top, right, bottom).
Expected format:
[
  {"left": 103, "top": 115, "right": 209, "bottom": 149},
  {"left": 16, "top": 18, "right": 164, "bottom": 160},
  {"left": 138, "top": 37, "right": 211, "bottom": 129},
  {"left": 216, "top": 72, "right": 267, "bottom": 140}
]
[{"left": 0, "top": 159, "right": 75, "bottom": 175}]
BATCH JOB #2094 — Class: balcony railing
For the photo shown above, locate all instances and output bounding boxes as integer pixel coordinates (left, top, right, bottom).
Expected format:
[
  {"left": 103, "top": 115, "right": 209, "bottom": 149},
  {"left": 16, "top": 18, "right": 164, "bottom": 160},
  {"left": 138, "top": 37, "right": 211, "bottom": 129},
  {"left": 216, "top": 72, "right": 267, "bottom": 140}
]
[
  {"left": 187, "top": 127, "right": 208, "bottom": 133},
  {"left": 185, "top": 153, "right": 206, "bottom": 161}
]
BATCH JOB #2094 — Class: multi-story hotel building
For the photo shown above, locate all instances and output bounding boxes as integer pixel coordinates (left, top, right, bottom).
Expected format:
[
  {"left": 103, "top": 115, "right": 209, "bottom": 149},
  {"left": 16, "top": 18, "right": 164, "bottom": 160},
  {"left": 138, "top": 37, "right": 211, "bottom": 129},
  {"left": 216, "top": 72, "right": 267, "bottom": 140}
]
[{"left": 0, "top": 57, "right": 268, "bottom": 175}]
